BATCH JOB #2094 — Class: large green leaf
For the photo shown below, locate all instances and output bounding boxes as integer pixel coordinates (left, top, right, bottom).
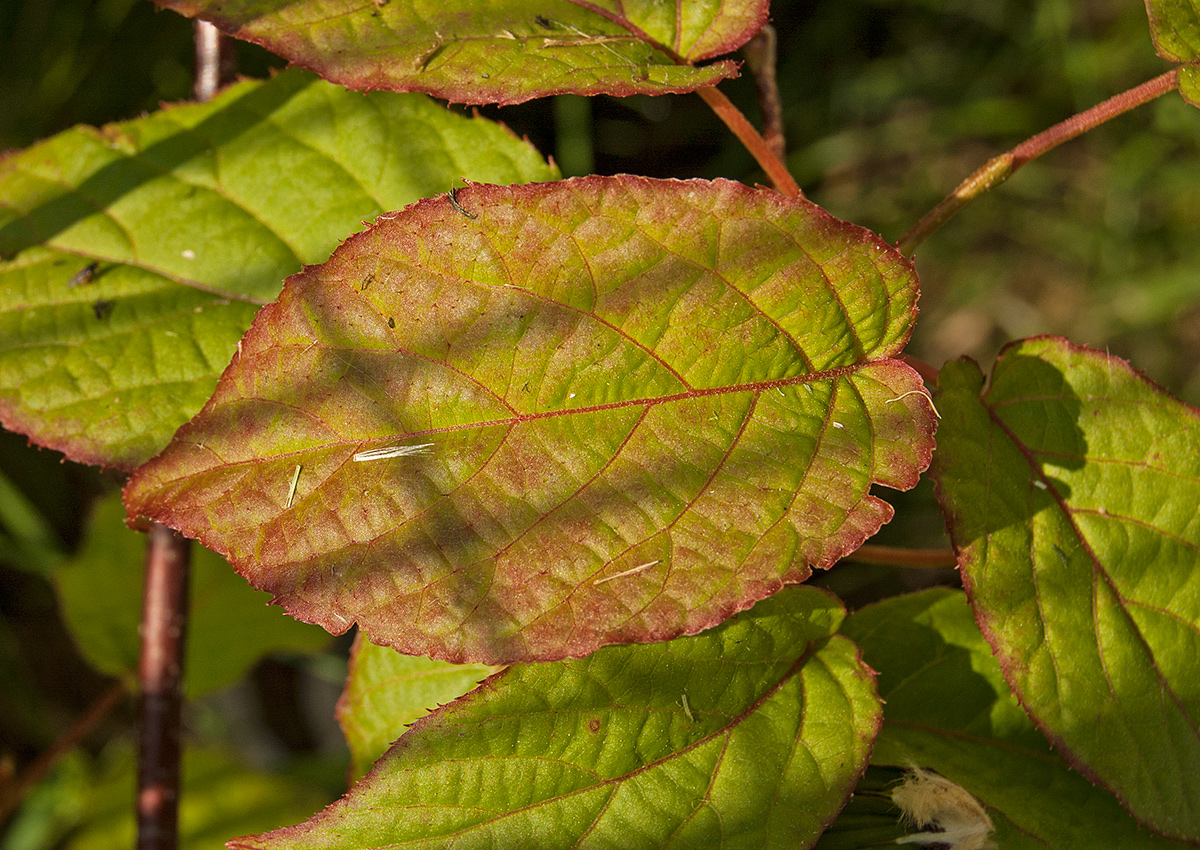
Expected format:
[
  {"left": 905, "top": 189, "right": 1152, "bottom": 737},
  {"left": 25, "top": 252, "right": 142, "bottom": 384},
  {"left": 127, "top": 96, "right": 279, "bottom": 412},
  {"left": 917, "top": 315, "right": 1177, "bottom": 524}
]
[
  {"left": 232, "top": 586, "right": 879, "bottom": 850},
  {"left": 832, "top": 588, "right": 1192, "bottom": 850},
  {"left": 338, "top": 635, "right": 499, "bottom": 781},
  {"left": 124, "top": 176, "right": 936, "bottom": 664},
  {"left": 55, "top": 492, "right": 329, "bottom": 698},
  {"left": 1145, "top": 0, "right": 1200, "bottom": 62},
  {"left": 930, "top": 336, "right": 1200, "bottom": 842},
  {"left": 152, "top": 0, "right": 762, "bottom": 105},
  {"left": 0, "top": 68, "right": 556, "bottom": 469}
]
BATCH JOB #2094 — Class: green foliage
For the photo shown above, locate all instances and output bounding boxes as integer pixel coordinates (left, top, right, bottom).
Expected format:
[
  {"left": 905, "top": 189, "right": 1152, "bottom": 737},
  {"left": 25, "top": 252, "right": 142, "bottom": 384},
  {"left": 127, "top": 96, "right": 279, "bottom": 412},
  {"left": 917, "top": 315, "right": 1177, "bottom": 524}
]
[
  {"left": 838, "top": 588, "right": 1194, "bottom": 849},
  {"left": 124, "top": 176, "right": 935, "bottom": 663},
  {"left": 2, "top": 0, "right": 1199, "bottom": 847},
  {"left": 932, "top": 337, "right": 1200, "bottom": 840},
  {"left": 238, "top": 587, "right": 878, "bottom": 850},
  {"left": 338, "top": 637, "right": 499, "bottom": 781},
  {"left": 0, "top": 69, "right": 556, "bottom": 468},
  {"left": 149, "top": 0, "right": 760, "bottom": 104}
]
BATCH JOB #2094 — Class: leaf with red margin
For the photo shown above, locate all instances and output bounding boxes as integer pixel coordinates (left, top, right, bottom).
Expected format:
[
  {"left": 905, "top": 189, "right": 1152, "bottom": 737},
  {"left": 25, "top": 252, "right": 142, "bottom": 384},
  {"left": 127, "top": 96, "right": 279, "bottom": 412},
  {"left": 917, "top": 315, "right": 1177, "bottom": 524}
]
[
  {"left": 151, "top": 0, "right": 763, "bottom": 105},
  {"left": 931, "top": 336, "right": 1200, "bottom": 843},
  {"left": 125, "top": 176, "right": 936, "bottom": 664},
  {"left": 0, "top": 69, "right": 556, "bottom": 469},
  {"left": 232, "top": 587, "right": 881, "bottom": 850}
]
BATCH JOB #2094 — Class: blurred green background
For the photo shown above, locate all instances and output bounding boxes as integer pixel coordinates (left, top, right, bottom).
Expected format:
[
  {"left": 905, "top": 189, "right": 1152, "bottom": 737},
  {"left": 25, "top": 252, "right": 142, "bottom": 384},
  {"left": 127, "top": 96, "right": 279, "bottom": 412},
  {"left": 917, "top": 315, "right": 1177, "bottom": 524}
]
[{"left": 1, "top": 0, "right": 1197, "bottom": 845}]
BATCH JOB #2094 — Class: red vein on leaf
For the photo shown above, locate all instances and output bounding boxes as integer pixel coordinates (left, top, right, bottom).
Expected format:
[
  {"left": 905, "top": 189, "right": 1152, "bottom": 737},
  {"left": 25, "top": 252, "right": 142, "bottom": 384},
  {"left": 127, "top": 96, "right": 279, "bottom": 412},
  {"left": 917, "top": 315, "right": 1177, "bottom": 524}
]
[{"left": 398, "top": 367, "right": 857, "bottom": 441}]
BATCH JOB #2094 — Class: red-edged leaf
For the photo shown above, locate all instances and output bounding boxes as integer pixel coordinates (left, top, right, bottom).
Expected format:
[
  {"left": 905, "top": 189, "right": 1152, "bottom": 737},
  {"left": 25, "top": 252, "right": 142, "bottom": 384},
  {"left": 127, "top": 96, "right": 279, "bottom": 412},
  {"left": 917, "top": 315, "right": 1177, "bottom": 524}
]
[
  {"left": 125, "top": 176, "right": 936, "bottom": 664},
  {"left": 931, "top": 336, "right": 1200, "bottom": 842},
  {"left": 233, "top": 587, "right": 880, "bottom": 850},
  {"left": 152, "top": 0, "right": 763, "bottom": 105}
]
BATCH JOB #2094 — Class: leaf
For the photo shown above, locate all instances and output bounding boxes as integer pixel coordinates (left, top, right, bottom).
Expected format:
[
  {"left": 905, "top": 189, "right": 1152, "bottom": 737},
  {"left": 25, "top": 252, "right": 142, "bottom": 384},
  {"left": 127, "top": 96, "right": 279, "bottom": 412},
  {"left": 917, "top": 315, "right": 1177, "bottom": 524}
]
[
  {"left": 1179, "top": 65, "right": 1200, "bottom": 108},
  {"left": 231, "top": 586, "right": 879, "bottom": 850},
  {"left": 834, "top": 588, "right": 1193, "bottom": 850},
  {"left": 124, "top": 176, "right": 936, "bottom": 664},
  {"left": 929, "top": 336, "right": 1200, "bottom": 842},
  {"left": 338, "top": 635, "right": 499, "bottom": 781},
  {"left": 152, "top": 0, "right": 763, "bottom": 106},
  {"left": 0, "top": 68, "right": 557, "bottom": 469},
  {"left": 56, "top": 492, "right": 329, "bottom": 698},
  {"left": 1145, "top": 0, "right": 1200, "bottom": 62}
]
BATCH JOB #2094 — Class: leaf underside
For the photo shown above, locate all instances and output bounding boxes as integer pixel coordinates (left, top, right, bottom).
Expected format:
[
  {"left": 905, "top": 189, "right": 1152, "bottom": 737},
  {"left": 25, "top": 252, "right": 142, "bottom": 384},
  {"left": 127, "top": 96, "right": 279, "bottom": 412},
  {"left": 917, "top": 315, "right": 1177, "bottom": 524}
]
[
  {"left": 234, "top": 587, "right": 880, "bottom": 850},
  {"left": 931, "top": 336, "right": 1200, "bottom": 842},
  {"left": 151, "top": 0, "right": 766, "bottom": 105},
  {"left": 839, "top": 588, "right": 1193, "bottom": 850},
  {"left": 0, "top": 69, "right": 555, "bottom": 468},
  {"left": 125, "top": 176, "right": 936, "bottom": 664}
]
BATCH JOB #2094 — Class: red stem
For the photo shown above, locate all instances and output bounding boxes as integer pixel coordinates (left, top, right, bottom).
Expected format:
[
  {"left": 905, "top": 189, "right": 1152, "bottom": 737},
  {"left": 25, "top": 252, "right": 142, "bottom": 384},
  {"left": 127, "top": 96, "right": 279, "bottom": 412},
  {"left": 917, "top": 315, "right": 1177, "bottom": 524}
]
[
  {"left": 897, "top": 69, "right": 1179, "bottom": 256},
  {"left": 133, "top": 26, "right": 235, "bottom": 849},
  {"left": 136, "top": 523, "right": 192, "bottom": 850},
  {"left": 846, "top": 544, "right": 958, "bottom": 569},
  {"left": 742, "top": 24, "right": 786, "bottom": 163},
  {"left": 697, "top": 86, "right": 802, "bottom": 198}
]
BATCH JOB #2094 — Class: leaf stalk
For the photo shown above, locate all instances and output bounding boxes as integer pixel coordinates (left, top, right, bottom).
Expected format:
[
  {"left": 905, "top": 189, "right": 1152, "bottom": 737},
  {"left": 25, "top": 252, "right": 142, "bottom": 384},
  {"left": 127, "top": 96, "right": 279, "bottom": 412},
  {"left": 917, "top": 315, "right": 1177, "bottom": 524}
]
[
  {"left": 897, "top": 68, "right": 1180, "bottom": 256},
  {"left": 698, "top": 85, "right": 802, "bottom": 198}
]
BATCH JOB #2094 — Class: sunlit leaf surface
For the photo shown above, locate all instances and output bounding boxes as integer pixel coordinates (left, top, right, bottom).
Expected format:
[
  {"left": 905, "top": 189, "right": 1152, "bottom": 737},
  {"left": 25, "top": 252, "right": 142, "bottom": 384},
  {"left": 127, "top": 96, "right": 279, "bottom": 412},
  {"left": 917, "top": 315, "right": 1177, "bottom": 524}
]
[
  {"left": 152, "top": 0, "right": 765, "bottom": 105},
  {"left": 828, "top": 588, "right": 1193, "bottom": 850},
  {"left": 125, "top": 176, "right": 935, "bottom": 663},
  {"left": 233, "top": 587, "right": 879, "bottom": 850},
  {"left": 338, "top": 636, "right": 500, "bottom": 780},
  {"left": 0, "top": 69, "right": 556, "bottom": 468},
  {"left": 931, "top": 337, "right": 1200, "bottom": 842}
]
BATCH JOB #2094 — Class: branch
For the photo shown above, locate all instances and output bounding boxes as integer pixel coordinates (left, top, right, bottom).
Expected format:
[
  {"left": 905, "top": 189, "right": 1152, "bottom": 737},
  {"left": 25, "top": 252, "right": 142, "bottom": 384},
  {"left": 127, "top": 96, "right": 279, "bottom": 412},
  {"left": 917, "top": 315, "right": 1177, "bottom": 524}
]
[
  {"left": 136, "top": 523, "right": 192, "bottom": 850},
  {"left": 697, "top": 85, "right": 802, "bottom": 198},
  {"left": 192, "top": 20, "right": 238, "bottom": 102},
  {"left": 742, "top": 24, "right": 786, "bottom": 163},
  {"left": 897, "top": 69, "right": 1180, "bottom": 256},
  {"left": 845, "top": 544, "right": 958, "bottom": 569}
]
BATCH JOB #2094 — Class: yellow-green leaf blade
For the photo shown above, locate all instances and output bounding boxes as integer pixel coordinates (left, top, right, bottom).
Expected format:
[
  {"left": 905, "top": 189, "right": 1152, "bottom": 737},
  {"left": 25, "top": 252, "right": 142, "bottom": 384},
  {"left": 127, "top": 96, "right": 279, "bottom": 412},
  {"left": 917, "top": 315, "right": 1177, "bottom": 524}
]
[
  {"left": 233, "top": 587, "right": 879, "bottom": 850},
  {"left": 154, "top": 0, "right": 765, "bottom": 105},
  {"left": 1146, "top": 0, "right": 1200, "bottom": 62},
  {"left": 125, "top": 176, "right": 936, "bottom": 664},
  {"left": 930, "top": 336, "right": 1200, "bottom": 842},
  {"left": 337, "top": 635, "right": 500, "bottom": 781},
  {"left": 0, "top": 69, "right": 556, "bottom": 468},
  {"left": 833, "top": 588, "right": 1193, "bottom": 850}
]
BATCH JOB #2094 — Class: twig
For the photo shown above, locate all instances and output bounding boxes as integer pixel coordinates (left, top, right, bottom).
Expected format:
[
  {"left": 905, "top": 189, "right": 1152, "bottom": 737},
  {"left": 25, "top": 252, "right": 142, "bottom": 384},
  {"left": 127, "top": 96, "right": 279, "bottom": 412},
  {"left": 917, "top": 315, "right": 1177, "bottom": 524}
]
[
  {"left": 192, "top": 21, "right": 237, "bottom": 102},
  {"left": 697, "top": 86, "right": 801, "bottom": 198},
  {"left": 0, "top": 681, "right": 127, "bottom": 822},
  {"left": 897, "top": 69, "right": 1179, "bottom": 256},
  {"left": 132, "top": 24, "right": 233, "bottom": 850},
  {"left": 137, "top": 523, "right": 192, "bottom": 850},
  {"left": 742, "top": 24, "right": 786, "bottom": 163},
  {"left": 845, "top": 544, "right": 958, "bottom": 569}
]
